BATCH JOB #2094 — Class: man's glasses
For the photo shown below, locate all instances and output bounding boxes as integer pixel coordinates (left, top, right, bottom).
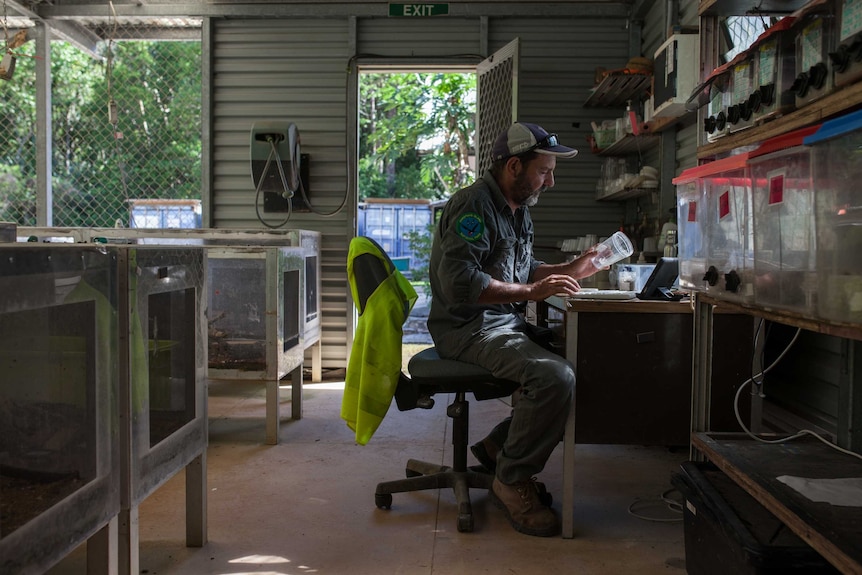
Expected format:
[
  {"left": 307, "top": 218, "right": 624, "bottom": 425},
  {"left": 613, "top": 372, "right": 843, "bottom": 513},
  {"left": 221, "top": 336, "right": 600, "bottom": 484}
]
[{"left": 528, "top": 133, "right": 558, "bottom": 152}]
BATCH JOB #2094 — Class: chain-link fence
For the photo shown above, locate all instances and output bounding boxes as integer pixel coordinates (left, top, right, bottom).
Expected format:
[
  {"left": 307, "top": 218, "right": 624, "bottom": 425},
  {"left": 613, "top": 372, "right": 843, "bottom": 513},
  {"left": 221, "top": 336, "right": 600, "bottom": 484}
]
[{"left": 0, "top": 22, "right": 201, "bottom": 227}]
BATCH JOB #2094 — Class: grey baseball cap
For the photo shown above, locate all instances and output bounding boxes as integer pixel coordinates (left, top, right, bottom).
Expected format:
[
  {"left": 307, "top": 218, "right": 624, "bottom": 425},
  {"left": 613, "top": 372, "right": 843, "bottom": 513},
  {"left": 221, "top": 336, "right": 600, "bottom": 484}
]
[{"left": 492, "top": 122, "right": 578, "bottom": 160}]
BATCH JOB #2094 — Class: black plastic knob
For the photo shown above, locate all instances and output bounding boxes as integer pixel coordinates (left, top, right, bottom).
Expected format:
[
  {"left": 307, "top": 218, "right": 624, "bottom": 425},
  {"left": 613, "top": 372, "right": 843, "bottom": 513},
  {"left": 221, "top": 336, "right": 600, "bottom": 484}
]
[
  {"left": 704, "top": 116, "right": 716, "bottom": 133},
  {"left": 810, "top": 63, "right": 828, "bottom": 90},
  {"left": 703, "top": 266, "right": 719, "bottom": 286},
  {"left": 725, "top": 270, "right": 741, "bottom": 293}
]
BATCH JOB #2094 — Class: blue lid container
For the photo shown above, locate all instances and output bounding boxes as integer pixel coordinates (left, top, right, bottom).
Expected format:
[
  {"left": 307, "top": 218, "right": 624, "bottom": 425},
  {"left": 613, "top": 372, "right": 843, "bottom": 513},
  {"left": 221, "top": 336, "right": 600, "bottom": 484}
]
[{"left": 803, "top": 108, "right": 862, "bottom": 145}]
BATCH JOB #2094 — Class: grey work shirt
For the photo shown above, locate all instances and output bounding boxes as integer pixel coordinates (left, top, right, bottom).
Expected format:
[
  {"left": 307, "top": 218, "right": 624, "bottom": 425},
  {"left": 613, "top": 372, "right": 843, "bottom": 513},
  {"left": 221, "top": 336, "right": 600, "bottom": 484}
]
[{"left": 427, "top": 171, "right": 544, "bottom": 356}]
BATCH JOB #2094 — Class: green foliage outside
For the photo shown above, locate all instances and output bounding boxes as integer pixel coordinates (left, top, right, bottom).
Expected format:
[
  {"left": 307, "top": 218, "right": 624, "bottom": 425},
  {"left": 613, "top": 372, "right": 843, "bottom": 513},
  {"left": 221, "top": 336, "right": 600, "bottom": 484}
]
[
  {"left": 359, "top": 72, "right": 475, "bottom": 301},
  {"left": 0, "top": 39, "right": 201, "bottom": 226},
  {"left": 358, "top": 72, "right": 475, "bottom": 201}
]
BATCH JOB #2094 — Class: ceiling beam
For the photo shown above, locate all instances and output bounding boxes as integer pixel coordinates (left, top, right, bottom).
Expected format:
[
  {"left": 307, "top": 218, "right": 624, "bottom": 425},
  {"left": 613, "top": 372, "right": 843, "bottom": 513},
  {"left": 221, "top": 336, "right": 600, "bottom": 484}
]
[
  {"left": 38, "top": 2, "right": 631, "bottom": 20},
  {"left": 6, "top": 0, "right": 102, "bottom": 57}
]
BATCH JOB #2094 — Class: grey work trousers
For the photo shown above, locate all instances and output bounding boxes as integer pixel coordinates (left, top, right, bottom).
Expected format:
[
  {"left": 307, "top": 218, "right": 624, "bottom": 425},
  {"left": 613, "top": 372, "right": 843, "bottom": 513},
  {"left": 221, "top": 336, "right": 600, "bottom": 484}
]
[{"left": 451, "top": 318, "right": 575, "bottom": 485}]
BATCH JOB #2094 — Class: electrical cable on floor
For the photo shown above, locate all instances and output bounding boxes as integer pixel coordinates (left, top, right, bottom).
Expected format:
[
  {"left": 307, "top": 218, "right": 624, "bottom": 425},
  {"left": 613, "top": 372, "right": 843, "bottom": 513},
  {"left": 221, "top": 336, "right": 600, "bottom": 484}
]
[
  {"left": 734, "top": 323, "right": 862, "bottom": 462},
  {"left": 627, "top": 488, "right": 683, "bottom": 523}
]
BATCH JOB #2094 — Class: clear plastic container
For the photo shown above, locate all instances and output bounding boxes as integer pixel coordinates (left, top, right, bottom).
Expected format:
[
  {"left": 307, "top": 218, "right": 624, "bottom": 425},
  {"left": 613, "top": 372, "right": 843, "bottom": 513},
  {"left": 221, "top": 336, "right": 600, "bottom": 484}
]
[
  {"left": 673, "top": 167, "right": 708, "bottom": 290},
  {"left": 833, "top": 0, "right": 862, "bottom": 87},
  {"left": 748, "top": 125, "right": 821, "bottom": 314},
  {"left": 751, "top": 18, "right": 797, "bottom": 124},
  {"left": 704, "top": 64, "right": 732, "bottom": 144},
  {"left": 792, "top": 2, "right": 836, "bottom": 109},
  {"left": 804, "top": 108, "right": 862, "bottom": 324},
  {"left": 674, "top": 154, "right": 754, "bottom": 302},
  {"left": 728, "top": 55, "right": 756, "bottom": 133}
]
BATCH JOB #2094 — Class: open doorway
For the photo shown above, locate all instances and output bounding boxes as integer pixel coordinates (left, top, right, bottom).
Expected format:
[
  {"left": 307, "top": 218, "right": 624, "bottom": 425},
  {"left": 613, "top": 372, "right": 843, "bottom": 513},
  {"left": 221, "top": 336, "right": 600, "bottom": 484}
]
[{"left": 357, "top": 69, "right": 476, "bottom": 363}]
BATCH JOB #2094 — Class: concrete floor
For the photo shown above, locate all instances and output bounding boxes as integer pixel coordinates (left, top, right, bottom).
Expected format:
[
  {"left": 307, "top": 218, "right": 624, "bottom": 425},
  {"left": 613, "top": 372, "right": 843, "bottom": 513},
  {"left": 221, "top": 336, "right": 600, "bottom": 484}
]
[{"left": 49, "top": 376, "right": 689, "bottom": 575}]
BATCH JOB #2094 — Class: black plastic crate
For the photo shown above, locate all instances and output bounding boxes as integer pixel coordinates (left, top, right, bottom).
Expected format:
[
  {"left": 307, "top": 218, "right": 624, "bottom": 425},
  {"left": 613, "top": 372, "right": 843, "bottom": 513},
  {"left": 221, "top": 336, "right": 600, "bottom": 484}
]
[{"left": 671, "top": 461, "right": 839, "bottom": 575}]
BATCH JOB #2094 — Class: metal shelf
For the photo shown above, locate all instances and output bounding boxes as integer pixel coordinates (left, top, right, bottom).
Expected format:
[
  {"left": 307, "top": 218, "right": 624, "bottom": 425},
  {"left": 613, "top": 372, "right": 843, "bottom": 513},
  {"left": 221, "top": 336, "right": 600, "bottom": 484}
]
[
  {"left": 596, "top": 186, "right": 655, "bottom": 202},
  {"left": 584, "top": 70, "right": 651, "bottom": 108},
  {"left": 693, "top": 432, "right": 862, "bottom": 575},
  {"left": 596, "top": 133, "right": 660, "bottom": 156}
]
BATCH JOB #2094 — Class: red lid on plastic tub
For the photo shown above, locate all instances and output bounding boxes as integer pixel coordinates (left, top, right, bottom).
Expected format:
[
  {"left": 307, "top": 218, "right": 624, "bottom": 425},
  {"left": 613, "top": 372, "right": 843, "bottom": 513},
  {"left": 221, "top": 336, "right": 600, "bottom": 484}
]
[
  {"left": 672, "top": 153, "right": 752, "bottom": 185},
  {"left": 749, "top": 124, "right": 821, "bottom": 159}
]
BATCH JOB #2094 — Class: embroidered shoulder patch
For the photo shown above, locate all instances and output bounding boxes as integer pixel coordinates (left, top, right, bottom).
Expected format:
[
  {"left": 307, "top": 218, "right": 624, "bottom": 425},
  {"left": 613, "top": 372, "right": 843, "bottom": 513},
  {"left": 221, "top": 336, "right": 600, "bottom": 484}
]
[{"left": 456, "top": 212, "right": 484, "bottom": 242}]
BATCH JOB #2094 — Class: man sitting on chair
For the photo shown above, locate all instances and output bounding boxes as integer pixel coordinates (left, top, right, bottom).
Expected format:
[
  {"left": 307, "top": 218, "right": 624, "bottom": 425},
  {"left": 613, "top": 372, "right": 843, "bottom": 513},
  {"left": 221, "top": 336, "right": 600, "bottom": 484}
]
[{"left": 427, "top": 122, "right": 601, "bottom": 537}]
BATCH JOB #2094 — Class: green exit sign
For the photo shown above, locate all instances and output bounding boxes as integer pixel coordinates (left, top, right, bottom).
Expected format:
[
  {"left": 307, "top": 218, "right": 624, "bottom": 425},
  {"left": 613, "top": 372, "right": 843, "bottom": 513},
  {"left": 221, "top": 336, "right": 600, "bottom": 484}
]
[{"left": 388, "top": 3, "right": 450, "bottom": 17}]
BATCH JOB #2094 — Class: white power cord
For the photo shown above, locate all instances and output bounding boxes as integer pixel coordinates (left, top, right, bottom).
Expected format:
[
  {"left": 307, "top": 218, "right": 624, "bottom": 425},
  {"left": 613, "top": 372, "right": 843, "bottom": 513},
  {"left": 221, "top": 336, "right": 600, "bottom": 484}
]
[{"left": 734, "top": 322, "right": 862, "bottom": 462}]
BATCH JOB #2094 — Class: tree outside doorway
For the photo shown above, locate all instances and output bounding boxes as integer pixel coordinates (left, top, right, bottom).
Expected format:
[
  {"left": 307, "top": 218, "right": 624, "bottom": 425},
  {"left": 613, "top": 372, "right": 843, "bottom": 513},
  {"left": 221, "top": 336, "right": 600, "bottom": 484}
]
[{"left": 358, "top": 71, "right": 476, "bottom": 362}]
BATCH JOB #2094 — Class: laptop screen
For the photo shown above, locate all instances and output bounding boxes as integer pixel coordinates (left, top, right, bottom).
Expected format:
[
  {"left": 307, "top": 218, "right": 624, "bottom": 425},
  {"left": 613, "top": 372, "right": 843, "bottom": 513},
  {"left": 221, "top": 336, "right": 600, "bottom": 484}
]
[{"left": 637, "top": 257, "right": 681, "bottom": 300}]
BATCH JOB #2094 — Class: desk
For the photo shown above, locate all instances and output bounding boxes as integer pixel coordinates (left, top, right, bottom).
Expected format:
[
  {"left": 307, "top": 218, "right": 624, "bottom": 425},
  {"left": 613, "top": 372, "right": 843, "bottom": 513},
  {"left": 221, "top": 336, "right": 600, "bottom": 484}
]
[{"left": 541, "top": 296, "right": 754, "bottom": 538}]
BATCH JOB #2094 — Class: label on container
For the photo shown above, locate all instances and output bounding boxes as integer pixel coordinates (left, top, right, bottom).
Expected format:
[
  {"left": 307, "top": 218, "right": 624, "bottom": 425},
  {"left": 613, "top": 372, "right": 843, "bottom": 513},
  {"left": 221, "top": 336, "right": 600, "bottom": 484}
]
[
  {"left": 842, "top": 0, "right": 862, "bottom": 41},
  {"left": 688, "top": 201, "right": 698, "bottom": 222},
  {"left": 759, "top": 40, "right": 776, "bottom": 85},
  {"left": 802, "top": 19, "right": 824, "bottom": 72},
  {"left": 733, "top": 62, "right": 752, "bottom": 103},
  {"left": 719, "top": 191, "right": 731, "bottom": 220},
  {"left": 768, "top": 170, "right": 785, "bottom": 205}
]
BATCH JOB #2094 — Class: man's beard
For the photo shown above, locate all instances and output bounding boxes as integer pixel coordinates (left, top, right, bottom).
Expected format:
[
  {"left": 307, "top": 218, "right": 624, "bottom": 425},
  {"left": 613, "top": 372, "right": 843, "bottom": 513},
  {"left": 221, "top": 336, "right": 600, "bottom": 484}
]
[{"left": 514, "top": 172, "right": 546, "bottom": 207}]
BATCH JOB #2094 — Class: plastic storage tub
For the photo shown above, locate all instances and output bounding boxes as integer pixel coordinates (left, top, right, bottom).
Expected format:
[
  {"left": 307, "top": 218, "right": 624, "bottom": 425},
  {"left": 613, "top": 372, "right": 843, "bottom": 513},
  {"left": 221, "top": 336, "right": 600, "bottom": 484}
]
[
  {"left": 672, "top": 461, "right": 839, "bottom": 575},
  {"left": 791, "top": 0, "right": 836, "bottom": 109},
  {"left": 673, "top": 153, "right": 755, "bottom": 302},
  {"left": 728, "top": 53, "right": 756, "bottom": 133},
  {"left": 748, "top": 125, "right": 821, "bottom": 314},
  {"left": 832, "top": 0, "right": 862, "bottom": 87},
  {"left": 703, "top": 62, "right": 732, "bottom": 144},
  {"left": 804, "top": 108, "right": 862, "bottom": 325},
  {"left": 673, "top": 167, "right": 708, "bottom": 291},
  {"left": 751, "top": 17, "right": 798, "bottom": 125}
]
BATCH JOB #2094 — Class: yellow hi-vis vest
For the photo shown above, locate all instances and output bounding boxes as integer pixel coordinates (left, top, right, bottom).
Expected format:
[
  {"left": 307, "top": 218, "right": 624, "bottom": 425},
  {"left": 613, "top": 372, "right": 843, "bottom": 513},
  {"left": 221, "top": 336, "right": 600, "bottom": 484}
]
[{"left": 342, "top": 237, "right": 417, "bottom": 445}]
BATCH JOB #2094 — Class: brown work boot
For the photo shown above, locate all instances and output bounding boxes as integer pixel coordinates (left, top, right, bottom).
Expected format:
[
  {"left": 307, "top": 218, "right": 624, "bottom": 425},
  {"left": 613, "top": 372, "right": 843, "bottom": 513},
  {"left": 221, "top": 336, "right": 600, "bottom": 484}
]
[{"left": 491, "top": 477, "right": 560, "bottom": 537}]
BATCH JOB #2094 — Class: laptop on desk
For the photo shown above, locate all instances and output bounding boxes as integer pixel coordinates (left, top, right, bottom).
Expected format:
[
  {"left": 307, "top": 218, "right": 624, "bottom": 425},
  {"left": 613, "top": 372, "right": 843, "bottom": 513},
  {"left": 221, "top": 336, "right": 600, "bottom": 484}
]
[{"left": 568, "top": 257, "right": 685, "bottom": 301}]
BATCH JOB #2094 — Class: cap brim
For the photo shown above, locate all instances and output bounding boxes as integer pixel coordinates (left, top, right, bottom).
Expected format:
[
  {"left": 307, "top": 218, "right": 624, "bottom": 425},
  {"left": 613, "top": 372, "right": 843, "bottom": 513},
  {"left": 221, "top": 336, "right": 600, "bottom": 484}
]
[{"left": 536, "top": 146, "right": 578, "bottom": 158}]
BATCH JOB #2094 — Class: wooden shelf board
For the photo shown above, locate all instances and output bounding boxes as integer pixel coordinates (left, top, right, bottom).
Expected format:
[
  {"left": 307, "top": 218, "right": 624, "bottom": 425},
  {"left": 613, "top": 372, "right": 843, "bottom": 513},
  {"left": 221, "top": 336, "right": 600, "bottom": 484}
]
[
  {"left": 585, "top": 71, "right": 651, "bottom": 108},
  {"left": 697, "top": 293, "right": 862, "bottom": 342},
  {"left": 692, "top": 432, "right": 862, "bottom": 575},
  {"left": 596, "top": 186, "right": 655, "bottom": 202},
  {"left": 597, "top": 133, "right": 660, "bottom": 156},
  {"left": 698, "top": 81, "right": 862, "bottom": 160}
]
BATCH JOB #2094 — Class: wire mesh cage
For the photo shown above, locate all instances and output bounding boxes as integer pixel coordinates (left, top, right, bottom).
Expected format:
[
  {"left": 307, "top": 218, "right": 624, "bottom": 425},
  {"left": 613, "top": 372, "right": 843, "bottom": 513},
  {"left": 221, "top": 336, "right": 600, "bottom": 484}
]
[{"left": 0, "top": 21, "right": 202, "bottom": 227}]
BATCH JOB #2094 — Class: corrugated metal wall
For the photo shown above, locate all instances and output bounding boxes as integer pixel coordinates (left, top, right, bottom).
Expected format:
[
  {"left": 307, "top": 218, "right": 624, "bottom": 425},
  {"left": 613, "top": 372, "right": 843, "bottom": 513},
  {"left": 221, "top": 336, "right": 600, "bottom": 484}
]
[
  {"left": 488, "top": 17, "right": 631, "bottom": 263},
  {"left": 356, "top": 16, "right": 481, "bottom": 55},
  {"left": 211, "top": 18, "right": 353, "bottom": 371},
  {"left": 210, "top": 13, "right": 633, "bottom": 369}
]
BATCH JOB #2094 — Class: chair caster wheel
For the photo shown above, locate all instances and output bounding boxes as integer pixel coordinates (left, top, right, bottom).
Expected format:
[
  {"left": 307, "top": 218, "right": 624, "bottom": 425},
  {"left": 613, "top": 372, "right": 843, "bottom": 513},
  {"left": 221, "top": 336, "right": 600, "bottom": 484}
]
[
  {"left": 457, "top": 513, "right": 474, "bottom": 532},
  {"left": 375, "top": 493, "right": 392, "bottom": 509}
]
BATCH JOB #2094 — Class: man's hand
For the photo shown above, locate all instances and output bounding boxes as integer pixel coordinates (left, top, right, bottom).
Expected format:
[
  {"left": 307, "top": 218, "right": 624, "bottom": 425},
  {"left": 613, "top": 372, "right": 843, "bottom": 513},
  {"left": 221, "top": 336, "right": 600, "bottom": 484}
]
[
  {"left": 529, "top": 274, "right": 582, "bottom": 300},
  {"left": 568, "top": 246, "right": 604, "bottom": 279}
]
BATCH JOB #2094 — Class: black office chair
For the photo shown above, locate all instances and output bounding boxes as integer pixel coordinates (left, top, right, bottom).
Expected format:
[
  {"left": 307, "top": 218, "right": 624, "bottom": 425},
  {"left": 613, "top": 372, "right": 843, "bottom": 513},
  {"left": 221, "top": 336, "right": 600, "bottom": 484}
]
[{"left": 348, "top": 237, "right": 521, "bottom": 533}]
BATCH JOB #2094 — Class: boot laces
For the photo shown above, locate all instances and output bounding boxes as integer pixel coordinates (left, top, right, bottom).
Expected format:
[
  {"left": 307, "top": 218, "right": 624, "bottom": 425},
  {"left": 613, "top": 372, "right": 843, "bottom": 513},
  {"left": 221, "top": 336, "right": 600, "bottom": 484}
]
[{"left": 514, "top": 478, "right": 539, "bottom": 509}]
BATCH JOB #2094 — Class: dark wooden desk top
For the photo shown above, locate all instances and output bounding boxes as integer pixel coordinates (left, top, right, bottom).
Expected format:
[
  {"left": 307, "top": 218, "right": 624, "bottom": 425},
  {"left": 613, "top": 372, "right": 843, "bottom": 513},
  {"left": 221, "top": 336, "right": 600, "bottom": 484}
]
[{"left": 545, "top": 294, "right": 693, "bottom": 314}]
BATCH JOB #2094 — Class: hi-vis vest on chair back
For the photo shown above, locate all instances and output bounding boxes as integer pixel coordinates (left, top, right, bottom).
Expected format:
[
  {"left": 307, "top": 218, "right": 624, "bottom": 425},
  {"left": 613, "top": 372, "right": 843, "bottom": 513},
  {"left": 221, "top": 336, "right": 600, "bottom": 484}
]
[{"left": 342, "top": 237, "right": 417, "bottom": 445}]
